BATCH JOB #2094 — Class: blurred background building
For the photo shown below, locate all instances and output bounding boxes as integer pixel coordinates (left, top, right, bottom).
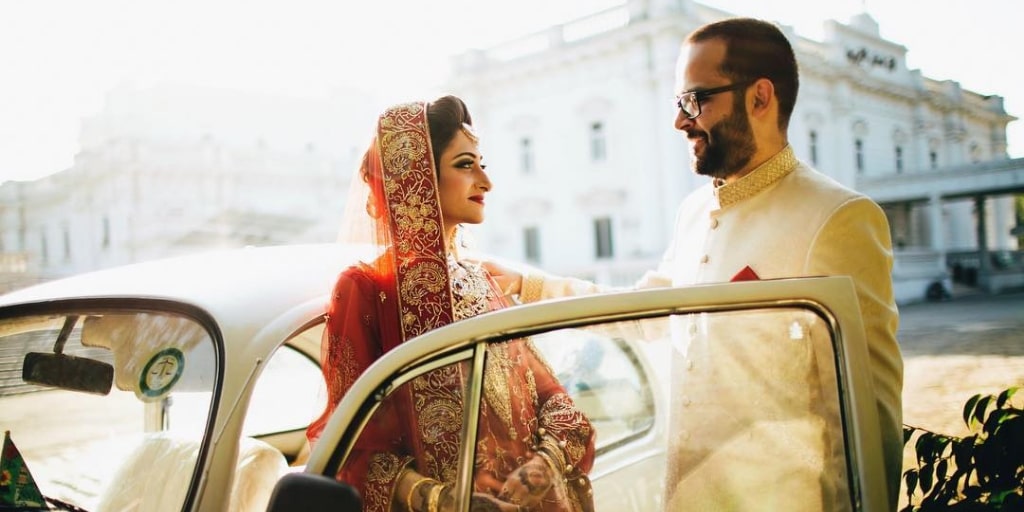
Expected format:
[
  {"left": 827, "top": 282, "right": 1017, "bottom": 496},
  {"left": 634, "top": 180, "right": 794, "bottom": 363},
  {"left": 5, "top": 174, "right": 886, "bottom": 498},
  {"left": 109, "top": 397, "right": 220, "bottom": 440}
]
[{"left": 1, "top": 0, "right": 1022, "bottom": 301}]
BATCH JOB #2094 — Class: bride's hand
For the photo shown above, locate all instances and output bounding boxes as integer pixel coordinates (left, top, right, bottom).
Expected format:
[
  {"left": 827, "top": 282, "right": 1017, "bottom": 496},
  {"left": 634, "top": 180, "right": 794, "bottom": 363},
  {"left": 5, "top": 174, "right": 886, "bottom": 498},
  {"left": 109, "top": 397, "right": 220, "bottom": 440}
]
[
  {"left": 479, "top": 260, "right": 524, "bottom": 297},
  {"left": 498, "top": 456, "right": 555, "bottom": 510}
]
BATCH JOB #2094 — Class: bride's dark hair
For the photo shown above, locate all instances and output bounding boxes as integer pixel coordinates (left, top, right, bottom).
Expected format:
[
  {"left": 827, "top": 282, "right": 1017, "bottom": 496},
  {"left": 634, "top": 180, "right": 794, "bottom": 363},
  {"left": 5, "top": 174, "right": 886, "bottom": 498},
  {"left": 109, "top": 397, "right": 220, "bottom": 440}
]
[{"left": 426, "top": 95, "right": 473, "bottom": 170}]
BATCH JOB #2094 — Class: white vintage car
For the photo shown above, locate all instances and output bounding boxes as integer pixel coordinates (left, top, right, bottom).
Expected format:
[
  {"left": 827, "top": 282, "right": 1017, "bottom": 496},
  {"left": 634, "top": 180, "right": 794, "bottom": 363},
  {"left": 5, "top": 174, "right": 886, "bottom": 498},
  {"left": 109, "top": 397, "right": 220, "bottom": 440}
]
[{"left": 0, "top": 244, "right": 889, "bottom": 511}]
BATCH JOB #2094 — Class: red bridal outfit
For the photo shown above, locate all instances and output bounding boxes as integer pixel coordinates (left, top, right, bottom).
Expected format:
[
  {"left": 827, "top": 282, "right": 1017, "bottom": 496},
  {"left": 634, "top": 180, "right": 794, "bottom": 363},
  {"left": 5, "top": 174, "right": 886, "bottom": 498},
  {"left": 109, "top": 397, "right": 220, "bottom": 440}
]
[{"left": 307, "top": 102, "right": 595, "bottom": 512}]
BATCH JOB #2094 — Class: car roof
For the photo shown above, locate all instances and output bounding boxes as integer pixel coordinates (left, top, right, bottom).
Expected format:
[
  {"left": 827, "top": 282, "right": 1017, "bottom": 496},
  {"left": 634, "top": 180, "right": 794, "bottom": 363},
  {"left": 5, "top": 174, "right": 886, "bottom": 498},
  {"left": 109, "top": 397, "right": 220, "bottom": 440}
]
[{"left": 0, "top": 243, "right": 373, "bottom": 331}]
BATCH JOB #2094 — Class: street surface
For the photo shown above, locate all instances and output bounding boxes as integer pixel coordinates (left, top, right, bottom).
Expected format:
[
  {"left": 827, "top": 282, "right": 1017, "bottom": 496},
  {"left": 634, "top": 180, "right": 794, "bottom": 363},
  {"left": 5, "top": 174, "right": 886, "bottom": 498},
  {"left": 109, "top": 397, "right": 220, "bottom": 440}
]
[{"left": 898, "top": 289, "right": 1024, "bottom": 436}]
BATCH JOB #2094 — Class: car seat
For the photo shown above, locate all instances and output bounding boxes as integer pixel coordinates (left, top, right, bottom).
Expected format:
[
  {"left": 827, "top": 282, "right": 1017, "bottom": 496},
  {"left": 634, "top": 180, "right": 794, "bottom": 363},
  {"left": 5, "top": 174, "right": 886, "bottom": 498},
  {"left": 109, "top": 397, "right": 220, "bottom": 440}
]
[{"left": 95, "top": 433, "right": 287, "bottom": 512}]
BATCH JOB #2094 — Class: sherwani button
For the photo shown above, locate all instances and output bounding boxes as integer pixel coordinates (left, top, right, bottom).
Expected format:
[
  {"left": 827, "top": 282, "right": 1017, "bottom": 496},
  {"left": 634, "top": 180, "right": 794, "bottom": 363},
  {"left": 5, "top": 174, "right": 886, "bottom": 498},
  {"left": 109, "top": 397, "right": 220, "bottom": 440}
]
[
  {"left": 710, "top": 218, "right": 719, "bottom": 229},
  {"left": 700, "top": 254, "right": 709, "bottom": 264}
]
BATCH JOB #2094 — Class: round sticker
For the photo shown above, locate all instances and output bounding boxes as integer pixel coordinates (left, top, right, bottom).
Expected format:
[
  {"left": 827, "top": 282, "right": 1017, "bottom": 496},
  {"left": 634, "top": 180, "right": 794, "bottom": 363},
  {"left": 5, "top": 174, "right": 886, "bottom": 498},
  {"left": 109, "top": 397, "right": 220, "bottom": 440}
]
[{"left": 139, "top": 348, "right": 185, "bottom": 398}]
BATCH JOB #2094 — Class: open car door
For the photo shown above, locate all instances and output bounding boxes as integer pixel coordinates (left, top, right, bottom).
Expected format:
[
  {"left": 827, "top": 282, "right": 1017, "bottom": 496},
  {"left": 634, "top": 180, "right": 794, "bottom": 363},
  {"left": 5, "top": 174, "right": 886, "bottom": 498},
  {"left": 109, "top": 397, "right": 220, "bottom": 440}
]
[{"left": 269, "top": 276, "right": 890, "bottom": 512}]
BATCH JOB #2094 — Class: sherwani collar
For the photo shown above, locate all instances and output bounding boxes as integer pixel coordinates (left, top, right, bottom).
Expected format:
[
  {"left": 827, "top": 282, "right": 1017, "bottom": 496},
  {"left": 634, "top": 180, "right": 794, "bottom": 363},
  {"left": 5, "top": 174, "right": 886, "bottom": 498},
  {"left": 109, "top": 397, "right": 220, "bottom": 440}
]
[{"left": 713, "top": 145, "right": 797, "bottom": 208}]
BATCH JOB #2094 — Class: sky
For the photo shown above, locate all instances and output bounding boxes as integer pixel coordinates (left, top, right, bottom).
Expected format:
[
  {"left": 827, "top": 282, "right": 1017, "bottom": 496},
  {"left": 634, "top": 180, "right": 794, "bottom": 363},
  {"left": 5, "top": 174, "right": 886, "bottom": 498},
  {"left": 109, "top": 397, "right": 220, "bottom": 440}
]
[{"left": 1, "top": 0, "right": 1022, "bottom": 184}]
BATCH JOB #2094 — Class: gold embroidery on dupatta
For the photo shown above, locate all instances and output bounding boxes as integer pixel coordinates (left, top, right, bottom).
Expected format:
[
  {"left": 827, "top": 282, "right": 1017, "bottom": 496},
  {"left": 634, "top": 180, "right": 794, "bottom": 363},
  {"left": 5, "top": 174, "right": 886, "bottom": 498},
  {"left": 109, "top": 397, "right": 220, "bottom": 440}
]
[
  {"left": 365, "top": 453, "right": 410, "bottom": 512},
  {"left": 378, "top": 103, "right": 464, "bottom": 486},
  {"left": 337, "top": 337, "right": 361, "bottom": 393},
  {"left": 377, "top": 103, "right": 452, "bottom": 341},
  {"left": 715, "top": 145, "right": 797, "bottom": 208},
  {"left": 413, "top": 366, "right": 464, "bottom": 483}
]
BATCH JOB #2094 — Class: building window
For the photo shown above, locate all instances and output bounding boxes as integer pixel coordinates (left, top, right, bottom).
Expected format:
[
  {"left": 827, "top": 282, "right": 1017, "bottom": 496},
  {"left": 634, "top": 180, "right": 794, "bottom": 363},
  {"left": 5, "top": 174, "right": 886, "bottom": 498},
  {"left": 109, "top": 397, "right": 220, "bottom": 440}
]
[
  {"left": 590, "top": 122, "right": 606, "bottom": 162},
  {"left": 594, "top": 217, "right": 613, "bottom": 259},
  {"left": 929, "top": 150, "right": 938, "bottom": 169},
  {"left": 40, "top": 230, "right": 48, "bottom": 266},
  {"left": 969, "top": 143, "right": 982, "bottom": 163},
  {"left": 855, "top": 139, "right": 864, "bottom": 174},
  {"left": 524, "top": 226, "right": 541, "bottom": 263},
  {"left": 520, "top": 138, "right": 533, "bottom": 174},
  {"left": 62, "top": 226, "right": 71, "bottom": 261},
  {"left": 809, "top": 130, "right": 818, "bottom": 166},
  {"left": 102, "top": 217, "right": 111, "bottom": 249},
  {"left": 895, "top": 146, "right": 903, "bottom": 173},
  {"left": 18, "top": 206, "right": 26, "bottom": 250}
]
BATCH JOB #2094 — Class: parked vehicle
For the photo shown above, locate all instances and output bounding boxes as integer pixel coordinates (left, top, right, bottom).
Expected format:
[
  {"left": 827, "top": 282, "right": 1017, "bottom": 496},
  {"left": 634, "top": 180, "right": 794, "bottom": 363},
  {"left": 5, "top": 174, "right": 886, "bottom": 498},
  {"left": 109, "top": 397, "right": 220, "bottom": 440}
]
[{"left": 0, "top": 244, "right": 888, "bottom": 511}]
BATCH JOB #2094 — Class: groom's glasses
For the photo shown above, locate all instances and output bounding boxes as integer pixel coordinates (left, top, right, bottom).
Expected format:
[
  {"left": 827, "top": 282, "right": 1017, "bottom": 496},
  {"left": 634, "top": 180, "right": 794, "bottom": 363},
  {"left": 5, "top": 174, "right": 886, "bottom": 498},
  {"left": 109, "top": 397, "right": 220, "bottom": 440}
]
[{"left": 675, "top": 80, "right": 756, "bottom": 120}]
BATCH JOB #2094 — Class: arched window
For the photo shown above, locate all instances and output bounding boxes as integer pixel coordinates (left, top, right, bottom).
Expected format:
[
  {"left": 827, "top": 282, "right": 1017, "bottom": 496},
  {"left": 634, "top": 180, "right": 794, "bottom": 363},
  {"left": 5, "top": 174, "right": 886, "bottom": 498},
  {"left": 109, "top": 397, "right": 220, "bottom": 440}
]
[
  {"left": 520, "top": 137, "right": 534, "bottom": 174},
  {"left": 809, "top": 131, "right": 818, "bottom": 166},
  {"left": 590, "top": 122, "right": 606, "bottom": 162},
  {"left": 855, "top": 139, "right": 864, "bottom": 174}
]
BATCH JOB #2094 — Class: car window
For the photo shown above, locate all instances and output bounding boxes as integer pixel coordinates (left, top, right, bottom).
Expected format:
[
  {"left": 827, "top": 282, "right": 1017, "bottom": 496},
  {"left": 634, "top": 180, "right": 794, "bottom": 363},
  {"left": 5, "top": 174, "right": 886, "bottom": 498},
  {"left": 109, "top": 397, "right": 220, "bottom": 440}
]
[
  {"left": 243, "top": 331, "right": 326, "bottom": 437},
  {"left": 533, "top": 329, "right": 657, "bottom": 452},
  {"left": 475, "top": 308, "right": 850, "bottom": 512},
  {"left": 0, "top": 310, "right": 217, "bottom": 512}
]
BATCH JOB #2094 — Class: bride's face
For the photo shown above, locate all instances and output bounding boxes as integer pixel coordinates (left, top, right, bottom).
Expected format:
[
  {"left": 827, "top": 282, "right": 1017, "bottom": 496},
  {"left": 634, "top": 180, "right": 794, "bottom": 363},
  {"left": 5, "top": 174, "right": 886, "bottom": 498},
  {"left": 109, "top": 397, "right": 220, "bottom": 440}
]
[{"left": 437, "top": 129, "right": 490, "bottom": 231}]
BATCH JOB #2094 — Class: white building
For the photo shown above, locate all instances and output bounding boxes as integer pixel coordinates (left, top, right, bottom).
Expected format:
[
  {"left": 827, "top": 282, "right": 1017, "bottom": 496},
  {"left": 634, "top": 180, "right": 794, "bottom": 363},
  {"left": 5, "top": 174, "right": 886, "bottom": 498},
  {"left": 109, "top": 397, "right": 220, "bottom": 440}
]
[
  {"left": 445, "top": 0, "right": 1024, "bottom": 302},
  {"left": 1, "top": 0, "right": 1022, "bottom": 301},
  {"left": 0, "top": 83, "right": 378, "bottom": 290}
]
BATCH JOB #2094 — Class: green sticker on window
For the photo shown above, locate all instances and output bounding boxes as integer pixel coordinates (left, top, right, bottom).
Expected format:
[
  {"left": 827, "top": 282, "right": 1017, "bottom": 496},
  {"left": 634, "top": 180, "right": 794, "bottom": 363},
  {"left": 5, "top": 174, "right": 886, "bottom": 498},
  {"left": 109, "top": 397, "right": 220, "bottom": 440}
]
[{"left": 139, "top": 347, "right": 184, "bottom": 398}]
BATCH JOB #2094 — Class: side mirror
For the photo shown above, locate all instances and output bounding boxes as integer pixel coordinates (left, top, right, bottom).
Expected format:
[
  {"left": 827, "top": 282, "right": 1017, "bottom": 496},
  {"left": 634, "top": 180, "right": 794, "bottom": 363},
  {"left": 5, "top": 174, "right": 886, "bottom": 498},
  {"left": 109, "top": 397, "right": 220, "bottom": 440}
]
[
  {"left": 266, "top": 473, "right": 361, "bottom": 512},
  {"left": 22, "top": 352, "right": 113, "bottom": 395}
]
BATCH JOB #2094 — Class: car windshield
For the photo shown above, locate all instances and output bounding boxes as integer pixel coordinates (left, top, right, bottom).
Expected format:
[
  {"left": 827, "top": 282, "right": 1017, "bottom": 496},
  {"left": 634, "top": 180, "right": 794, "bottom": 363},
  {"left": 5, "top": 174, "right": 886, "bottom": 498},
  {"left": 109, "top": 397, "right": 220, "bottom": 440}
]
[{"left": 0, "top": 308, "right": 217, "bottom": 512}]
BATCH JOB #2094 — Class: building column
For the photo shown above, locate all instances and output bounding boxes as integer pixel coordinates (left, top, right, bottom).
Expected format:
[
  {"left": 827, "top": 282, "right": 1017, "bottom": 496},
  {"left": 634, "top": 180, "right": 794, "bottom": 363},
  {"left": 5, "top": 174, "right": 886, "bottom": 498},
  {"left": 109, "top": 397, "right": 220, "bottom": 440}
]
[
  {"left": 992, "top": 195, "right": 1012, "bottom": 250},
  {"left": 976, "top": 196, "right": 991, "bottom": 289},
  {"left": 928, "top": 193, "right": 945, "bottom": 254}
]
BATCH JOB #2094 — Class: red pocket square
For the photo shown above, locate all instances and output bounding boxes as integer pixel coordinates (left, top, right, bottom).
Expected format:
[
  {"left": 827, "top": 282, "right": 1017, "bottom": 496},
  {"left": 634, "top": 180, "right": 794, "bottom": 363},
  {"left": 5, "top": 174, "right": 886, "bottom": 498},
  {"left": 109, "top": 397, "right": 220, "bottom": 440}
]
[{"left": 731, "top": 265, "right": 760, "bottom": 282}]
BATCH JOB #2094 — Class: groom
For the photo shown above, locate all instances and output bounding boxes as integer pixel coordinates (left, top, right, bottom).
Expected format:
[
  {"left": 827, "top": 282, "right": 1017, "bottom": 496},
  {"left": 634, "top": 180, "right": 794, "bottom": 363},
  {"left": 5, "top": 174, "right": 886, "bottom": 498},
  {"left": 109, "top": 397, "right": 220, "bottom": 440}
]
[{"left": 487, "top": 17, "right": 902, "bottom": 511}]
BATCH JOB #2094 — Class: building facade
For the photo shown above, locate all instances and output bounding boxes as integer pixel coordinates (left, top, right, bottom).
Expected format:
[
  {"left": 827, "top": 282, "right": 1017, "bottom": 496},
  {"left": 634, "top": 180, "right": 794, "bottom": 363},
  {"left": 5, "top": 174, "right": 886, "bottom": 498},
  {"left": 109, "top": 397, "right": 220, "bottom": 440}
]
[
  {"left": 1, "top": 0, "right": 1022, "bottom": 301},
  {"left": 0, "top": 83, "right": 377, "bottom": 290},
  {"left": 445, "top": 0, "right": 1023, "bottom": 302}
]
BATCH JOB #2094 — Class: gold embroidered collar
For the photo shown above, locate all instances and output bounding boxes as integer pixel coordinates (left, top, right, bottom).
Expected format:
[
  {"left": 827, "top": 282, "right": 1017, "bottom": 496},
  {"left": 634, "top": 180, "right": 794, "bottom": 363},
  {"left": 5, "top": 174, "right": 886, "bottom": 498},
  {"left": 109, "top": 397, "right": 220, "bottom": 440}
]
[{"left": 714, "top": 145, "right": 797, "bottom": 208}]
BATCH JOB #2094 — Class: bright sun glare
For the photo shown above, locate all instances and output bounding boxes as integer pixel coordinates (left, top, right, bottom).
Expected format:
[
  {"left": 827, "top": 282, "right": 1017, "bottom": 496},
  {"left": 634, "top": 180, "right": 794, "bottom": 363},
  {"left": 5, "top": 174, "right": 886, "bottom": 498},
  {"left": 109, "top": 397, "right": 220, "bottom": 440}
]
[{"left": 1, "top": 0, "right": 1021, "bottom": 183}]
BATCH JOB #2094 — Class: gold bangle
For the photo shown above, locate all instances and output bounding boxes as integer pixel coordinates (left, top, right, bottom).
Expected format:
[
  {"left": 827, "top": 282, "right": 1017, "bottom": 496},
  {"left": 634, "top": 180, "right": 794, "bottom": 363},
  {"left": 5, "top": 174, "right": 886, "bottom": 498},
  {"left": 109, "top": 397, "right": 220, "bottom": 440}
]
[
  {"left": 520, "top": 274, "right": 545, "bottom": 303},
  {"left": 540, "top": 436, "right": 568, "bottom": 474},
  {"left": 535, "top": 449, "right": 559, "bottom": 478},
  {"left": 406, "top": 477, "right": 432, "bottom": 512},
  {"left": 427, "top": 483, "right": 444, "bottom": 512}
]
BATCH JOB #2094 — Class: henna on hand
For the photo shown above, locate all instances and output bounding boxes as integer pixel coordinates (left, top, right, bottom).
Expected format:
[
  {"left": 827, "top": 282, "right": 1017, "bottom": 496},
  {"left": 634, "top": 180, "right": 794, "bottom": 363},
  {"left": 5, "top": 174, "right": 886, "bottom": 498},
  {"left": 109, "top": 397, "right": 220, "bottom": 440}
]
[{"left": 499, "top": 457, "right": 555, "bottom": 509}]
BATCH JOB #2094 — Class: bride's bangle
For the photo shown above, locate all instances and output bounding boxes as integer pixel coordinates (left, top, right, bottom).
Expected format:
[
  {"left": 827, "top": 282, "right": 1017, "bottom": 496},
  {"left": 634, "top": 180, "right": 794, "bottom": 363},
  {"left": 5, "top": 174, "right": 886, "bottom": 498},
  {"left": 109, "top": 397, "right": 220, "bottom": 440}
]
[
  {"left": 539, "top": 436, "right": 569, "bottom": 475},
  {"left": 427, "top": 482, "right": 444, "bottom": 512},
  {"left": 406, "top": 477, "right": 433, "bottom": 512}
]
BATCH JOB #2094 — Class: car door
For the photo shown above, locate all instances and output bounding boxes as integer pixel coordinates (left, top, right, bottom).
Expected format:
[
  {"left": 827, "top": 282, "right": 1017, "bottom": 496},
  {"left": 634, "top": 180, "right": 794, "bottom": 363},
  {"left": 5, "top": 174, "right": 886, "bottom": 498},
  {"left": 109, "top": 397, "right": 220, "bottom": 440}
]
[{"left": 274, "top": 276, "right": 889, "bottom": 512}]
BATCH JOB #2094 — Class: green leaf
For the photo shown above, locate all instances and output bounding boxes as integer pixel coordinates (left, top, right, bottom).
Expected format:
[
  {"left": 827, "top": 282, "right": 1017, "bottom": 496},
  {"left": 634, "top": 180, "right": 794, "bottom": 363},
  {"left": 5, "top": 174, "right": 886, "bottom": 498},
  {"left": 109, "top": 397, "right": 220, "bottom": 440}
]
[
  {"left": 920, "top": 463, "right": 934, "bottom": 493},
  {"left": 937, "top": 459, "right": 949, "bottom": 482},
  {"left": 904, "top": 470, "right": 919, "bottom": 495},
  {"left": 934, "top": 436, "right": 951, "bottom": 458},
  {"left": 904, "top": 426, "right": 916, "bottom": 445},
  {"left": 996, "top": 386, "right": 1020, "bottom": 409},
  {"left": 1002, "top": 491, "right": 1024, "bottom": 509},
  {"left": 973, "top": 395, "right": 994, "bottom": 428},
  {"left": 964, "top": 394, "right": 983, "bottom": 427},
  {"left": 916, "top": 433, "right": 936, "bottom": 463}
]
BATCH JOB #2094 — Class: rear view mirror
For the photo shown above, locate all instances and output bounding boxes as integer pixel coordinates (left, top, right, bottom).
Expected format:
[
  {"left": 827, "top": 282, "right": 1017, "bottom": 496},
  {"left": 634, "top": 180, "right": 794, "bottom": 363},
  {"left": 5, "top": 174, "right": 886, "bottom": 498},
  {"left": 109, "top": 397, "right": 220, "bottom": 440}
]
[{"left": 22, "top": 352, "right": 113, "bottom": 395}]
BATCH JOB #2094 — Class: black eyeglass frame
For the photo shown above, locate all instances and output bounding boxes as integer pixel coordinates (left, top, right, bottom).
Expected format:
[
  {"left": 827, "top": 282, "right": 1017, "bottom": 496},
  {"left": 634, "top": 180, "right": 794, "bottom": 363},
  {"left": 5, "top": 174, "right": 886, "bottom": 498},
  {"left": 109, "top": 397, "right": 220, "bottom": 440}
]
[{"left": 675, "top": 80, "right": 757, "bottom": 120}]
